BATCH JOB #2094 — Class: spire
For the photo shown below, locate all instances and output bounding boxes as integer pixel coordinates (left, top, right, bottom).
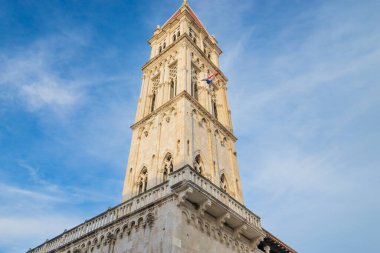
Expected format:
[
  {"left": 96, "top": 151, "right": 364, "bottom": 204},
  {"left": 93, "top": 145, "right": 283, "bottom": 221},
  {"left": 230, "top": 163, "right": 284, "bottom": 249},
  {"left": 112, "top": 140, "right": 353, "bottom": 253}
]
[{"left": 162, "top": 0, "right": 211, "bottom": 38}]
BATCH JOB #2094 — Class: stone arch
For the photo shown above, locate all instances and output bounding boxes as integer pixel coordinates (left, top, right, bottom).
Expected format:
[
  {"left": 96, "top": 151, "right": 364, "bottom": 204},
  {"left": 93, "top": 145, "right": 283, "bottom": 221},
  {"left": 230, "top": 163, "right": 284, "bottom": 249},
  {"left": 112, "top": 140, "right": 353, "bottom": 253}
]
[
  {"left": 137, "top": 217, "right": 144, "bottom": 228},
  {"left": 162, "top": 152, "right": 173, "bottom": 182},
  {"left": 122, "top": 223, "right": 129, "bottom": 232},
  {"left": 181, "top": 209, "right": 191, "bottom": 224},
  {"left": 222, "top": 136, "right": 227, "bottom": 146},
  {"left": 199, "top": 117, "right": 207, "bottom": 127}
]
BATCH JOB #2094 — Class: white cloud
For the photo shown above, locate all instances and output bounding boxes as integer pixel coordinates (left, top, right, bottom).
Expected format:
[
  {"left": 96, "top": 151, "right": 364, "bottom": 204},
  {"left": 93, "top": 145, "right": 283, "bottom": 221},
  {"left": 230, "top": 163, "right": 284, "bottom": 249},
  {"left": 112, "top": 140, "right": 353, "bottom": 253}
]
[
  {"left": 0, "top": 183, "right": 63, "bottom": 203},
  {"left": 0, "top": 215, "right": 82, "bottom": 253},
  {"left": 0, "top": 33, "right": 86, "bottom": 113},
  {"left": 20, "top": 82, "right": 80, "bottom": 110}
]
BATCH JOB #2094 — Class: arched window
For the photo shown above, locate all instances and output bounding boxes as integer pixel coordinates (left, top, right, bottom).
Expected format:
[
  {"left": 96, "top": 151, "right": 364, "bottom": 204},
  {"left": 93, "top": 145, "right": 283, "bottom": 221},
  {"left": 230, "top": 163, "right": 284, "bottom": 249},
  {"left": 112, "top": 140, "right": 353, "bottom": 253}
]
[
  {"left": 163, "top": 42, "right": 166, "bottom": 49},
  {"left": 170, "top": 79, "right": 175, "bottom": 99},
  {"left": 177, "top": 31, "right": 180, "bottom": 37},
  {"left": 212, "top": 101, "right": 218, "bottom": 119},
  {"left": 220, "top": 174, "right": 227, "bottom": 192},
  {"left": 191, "top": 67, "right": 198, "bottom": 100},
  {"left": 137, "top": 168, "right": 148, "bottom": 194},
  {"left": 194, "top": 83, "right": 198, "bottom": 100},
  {"left": 193, "top": 155, "right": 204, "bottom": 175},
  {"left": 162, "top": 153, "right": 173, "bottom": 182},
  {"left": 159, "top": 46, "right": 162, "bottom": 53},
  {"left": 208, "top": 54, "right": 211, "bottom": 59},
  {"left": 173, "top": 34, "right": 176, "bottom": 42},
  {"left": 151, "top": 92, "right": 156, "bottom": 112}
]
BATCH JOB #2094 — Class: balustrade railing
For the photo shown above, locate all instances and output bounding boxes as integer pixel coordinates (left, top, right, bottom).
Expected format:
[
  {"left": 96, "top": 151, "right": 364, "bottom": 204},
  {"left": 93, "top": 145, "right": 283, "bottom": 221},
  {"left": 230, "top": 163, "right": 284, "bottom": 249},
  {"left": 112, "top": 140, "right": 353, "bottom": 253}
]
[
  {"left": 28, "top": 182, "right": 170, "bottom": 253},
  {"left": 29, "top": 165, "right": 261, "bottom": 253},
  {"left": 170, "top": 166, "right": 261, "bottom": 228}
]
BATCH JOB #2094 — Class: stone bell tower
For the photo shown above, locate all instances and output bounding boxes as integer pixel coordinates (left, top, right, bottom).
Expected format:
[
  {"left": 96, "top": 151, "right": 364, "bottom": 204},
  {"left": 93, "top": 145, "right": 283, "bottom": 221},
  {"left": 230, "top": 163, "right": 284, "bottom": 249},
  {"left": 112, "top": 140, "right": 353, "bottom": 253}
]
[
  {"left": 121, "top": 0, "right": 244, "bottom": 205},
  {"left": 27, "top": 2, "right": 297, "bottom": 253}
]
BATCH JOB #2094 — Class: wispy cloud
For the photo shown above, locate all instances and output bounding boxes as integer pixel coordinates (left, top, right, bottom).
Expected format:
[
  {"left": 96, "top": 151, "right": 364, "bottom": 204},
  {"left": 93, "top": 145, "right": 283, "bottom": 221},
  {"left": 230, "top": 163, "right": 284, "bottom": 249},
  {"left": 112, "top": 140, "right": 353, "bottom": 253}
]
[
  {"left": 190, "top": 0, "right": 380, "bottom": 252},
  {"left": 0, "top": 32, "right": 90, "bottom": 113},
  {"left": 0, "top": 215, "right": 82, "bottom": 253}
]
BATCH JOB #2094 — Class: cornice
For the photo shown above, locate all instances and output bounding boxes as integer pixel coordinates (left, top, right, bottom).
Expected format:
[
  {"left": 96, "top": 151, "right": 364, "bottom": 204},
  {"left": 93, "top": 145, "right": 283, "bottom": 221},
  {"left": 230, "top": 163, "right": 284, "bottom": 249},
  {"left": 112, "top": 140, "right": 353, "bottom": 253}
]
[{"left": 131, "top": 91, "right": 237, "bottom": 142}]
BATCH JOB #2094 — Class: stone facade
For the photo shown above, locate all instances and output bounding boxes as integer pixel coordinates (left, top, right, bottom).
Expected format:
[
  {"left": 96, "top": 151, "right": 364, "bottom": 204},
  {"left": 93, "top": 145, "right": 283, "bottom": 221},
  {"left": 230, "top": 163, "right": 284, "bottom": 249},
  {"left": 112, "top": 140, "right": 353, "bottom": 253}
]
[
  {"left": 27, "top": 2, "right": 297, "bottom": 253},
  {"left": 28, "top": 166, "right": 264, "bottom": 253},
  {"left": 122, "top": 1, "right": 243, "bottom": 204}
]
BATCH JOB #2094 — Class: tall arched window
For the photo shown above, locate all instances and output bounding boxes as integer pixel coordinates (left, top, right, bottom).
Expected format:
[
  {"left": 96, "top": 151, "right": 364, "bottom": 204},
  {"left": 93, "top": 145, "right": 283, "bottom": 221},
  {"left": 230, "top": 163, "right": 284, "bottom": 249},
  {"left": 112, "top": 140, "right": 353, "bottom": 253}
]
[
  {"left": 159, "top": 46, "right": 162, "bottom": 53},
  {"left": 162, "top": 153, "right": 173, "bottom": 182},
  {"left": 191, "top": 67, "right": 198, "bottom": 100},
  {"left": 151, "top": 92, "right": 156, "bottom": 112},
  {"left": 169, "top": 63, "right": 177, "bottom": 99},
  {"left": 177, "top": 31, "right": 180, "bottom": 37},
  {"left": 212, "top": 100, "right": 218, "bottom": 119},
  {"left": 137, "top": 168, "right": 148, "bottom": 194},
  {"left": 173, "top": 34, "right": 176, "bottom": 42},
  {"left": 193, "top": 155, "right": 204, "bottom": 175},
  {"left": 220, "top": 174, "right": 227, "bottom": 192},
  {"left": 194, "top": 82, "right": 198, "bottom": 100},
  {"left": 170, "top": 80, "right": 175, "bottom": 99}
]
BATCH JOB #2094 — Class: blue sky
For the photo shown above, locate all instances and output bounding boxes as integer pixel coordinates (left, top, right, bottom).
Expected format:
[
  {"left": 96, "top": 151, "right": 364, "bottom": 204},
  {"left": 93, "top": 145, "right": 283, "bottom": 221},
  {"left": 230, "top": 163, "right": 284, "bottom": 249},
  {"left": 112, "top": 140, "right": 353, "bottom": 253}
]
[{"left": 0, "top": 0, "right": 379, "bottom": 252}]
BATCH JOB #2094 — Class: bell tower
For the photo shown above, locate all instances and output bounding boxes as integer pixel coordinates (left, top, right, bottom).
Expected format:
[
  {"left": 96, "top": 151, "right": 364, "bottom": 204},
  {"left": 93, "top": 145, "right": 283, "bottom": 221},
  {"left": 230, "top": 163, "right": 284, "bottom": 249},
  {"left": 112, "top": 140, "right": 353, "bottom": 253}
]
[
  {"left": 122, "top": 0, "right": 244, "bottom": 204},
  {"left": 28, "top": 2, "right": 298, "bottom": 253}
]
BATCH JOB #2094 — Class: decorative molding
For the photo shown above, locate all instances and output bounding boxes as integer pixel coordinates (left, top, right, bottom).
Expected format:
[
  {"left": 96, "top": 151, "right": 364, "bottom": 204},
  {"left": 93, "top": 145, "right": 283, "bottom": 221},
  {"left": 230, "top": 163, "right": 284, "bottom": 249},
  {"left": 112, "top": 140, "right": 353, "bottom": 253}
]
[
  {"left": 131, "top": 91, "right": 237, "bottom": 142},
  {"left": 197, "top": 199, "right": 212, "bottom": 216},
  {"left": 176, "top": 186, "right": 194, "bottom": 206},
  {"left": 216, "top": 212, "right": 230, "bottom": 228}
]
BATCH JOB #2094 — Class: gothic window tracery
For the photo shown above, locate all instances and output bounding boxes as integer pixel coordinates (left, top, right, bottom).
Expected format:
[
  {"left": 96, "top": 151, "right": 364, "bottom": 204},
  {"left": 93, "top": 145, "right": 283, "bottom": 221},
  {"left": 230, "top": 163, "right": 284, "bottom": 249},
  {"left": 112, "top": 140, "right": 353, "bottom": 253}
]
[
  {"left": 137, "top": 168, "right": 148, "bottom": 195},
  {"left": 191, "top": 67, "right": 199, "bottom": 100},
  {"left": 189, "top": 28, "right": 197, "bottom": 44},
  {"left": 193, "top": 154, "right": 204, "bottom": 175},
  {"left": 162, "top": 153, "right": 173, "bottom": 182},
  {"left": 151, "top": 76, "right": 159, "bottom": 112},
  {"left": 211, "top": 90, "right": 218, "bottom": 119},
  {"left": 169, "top": 63, "right": 177, "bottom": 99}
]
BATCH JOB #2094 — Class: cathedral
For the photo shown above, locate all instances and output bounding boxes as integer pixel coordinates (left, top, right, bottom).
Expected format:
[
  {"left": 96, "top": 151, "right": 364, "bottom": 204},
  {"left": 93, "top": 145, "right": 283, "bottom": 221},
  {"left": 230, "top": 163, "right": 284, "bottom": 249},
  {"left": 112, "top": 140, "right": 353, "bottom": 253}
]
[{"left": 28, "top": 1, "right": 296, "bottom": 253}]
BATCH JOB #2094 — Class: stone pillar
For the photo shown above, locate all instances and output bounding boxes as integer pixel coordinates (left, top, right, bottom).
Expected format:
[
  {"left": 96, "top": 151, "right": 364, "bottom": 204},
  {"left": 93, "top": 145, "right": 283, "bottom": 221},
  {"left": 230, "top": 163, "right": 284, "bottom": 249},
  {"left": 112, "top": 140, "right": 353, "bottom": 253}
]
[
  {"left": 141, "top": 72, "right": 152, "bottom": 118},
  {"left": 156, "top": 64, "right": 165, "bottom": 108},
  {"left": 135, "top": 74, "right": 146, "bottom": 121},
  {"left": 212, "top": 51, "right": 219, "bottom": 68},
  {"left": 163, "top": 61, "right": 170, "bottom": 103},
  {"left": 178, "top": 43, "right": 187, "bottom": 92},
  {"left": 150, "top": 42, "right": 157, "bottom": 59},
  {"left": 186, "top": 47, "right": 192, "bottom": 93}
]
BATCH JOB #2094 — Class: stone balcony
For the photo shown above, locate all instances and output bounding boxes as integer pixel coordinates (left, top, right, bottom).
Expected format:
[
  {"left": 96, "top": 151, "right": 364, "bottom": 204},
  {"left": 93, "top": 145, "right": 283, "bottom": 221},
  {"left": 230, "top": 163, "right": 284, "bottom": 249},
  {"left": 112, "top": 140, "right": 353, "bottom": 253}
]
[{"left": 28, "top": 165, "right": 263, "bottom": 253}]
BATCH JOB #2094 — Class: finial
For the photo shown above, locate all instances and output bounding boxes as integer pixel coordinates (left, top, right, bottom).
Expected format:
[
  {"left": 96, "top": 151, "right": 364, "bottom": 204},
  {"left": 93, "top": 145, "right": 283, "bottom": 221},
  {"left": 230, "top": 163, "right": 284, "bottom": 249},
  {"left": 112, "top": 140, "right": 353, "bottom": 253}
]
[{"left": 183, "top": 0, "right": 188, "bottom": 5}]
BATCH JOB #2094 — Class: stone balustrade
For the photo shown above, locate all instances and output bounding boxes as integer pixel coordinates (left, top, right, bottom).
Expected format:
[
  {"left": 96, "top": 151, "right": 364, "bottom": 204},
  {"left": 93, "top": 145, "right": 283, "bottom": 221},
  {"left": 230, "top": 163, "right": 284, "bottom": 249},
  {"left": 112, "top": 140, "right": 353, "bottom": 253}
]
[
  {"left": 28, "top": 165, "right": 261, "bottom": 253},
  {"left": 28, "top": 182, "right": 171, "bottom": 253},
  {"left": 169, "top": 165, "right": 261, "bottom": 228}
]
